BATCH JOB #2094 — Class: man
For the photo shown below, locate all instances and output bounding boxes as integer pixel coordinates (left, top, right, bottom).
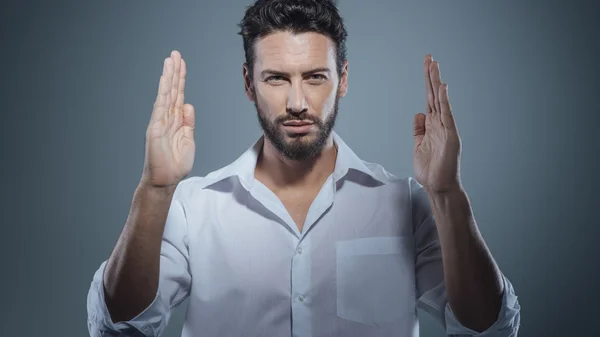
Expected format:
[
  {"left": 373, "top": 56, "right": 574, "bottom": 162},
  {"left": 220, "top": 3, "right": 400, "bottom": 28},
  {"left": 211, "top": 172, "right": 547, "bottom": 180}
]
[{"left": 87, "top": 0, "right": 521, "bottom": 336}]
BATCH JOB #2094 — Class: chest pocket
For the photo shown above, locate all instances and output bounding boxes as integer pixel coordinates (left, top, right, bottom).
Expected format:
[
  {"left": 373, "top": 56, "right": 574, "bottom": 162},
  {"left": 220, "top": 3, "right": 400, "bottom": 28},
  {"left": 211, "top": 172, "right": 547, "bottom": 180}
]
[{"left": 335, "top": 236, "right": 416, "bottom": 327}]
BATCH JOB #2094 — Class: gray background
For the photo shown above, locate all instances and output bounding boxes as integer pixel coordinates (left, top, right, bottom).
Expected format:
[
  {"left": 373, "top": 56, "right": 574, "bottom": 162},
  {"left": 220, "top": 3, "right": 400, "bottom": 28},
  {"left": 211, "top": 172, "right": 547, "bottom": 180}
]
[{"left": 1, "top": 0, "right": 598, "bottom": 336}]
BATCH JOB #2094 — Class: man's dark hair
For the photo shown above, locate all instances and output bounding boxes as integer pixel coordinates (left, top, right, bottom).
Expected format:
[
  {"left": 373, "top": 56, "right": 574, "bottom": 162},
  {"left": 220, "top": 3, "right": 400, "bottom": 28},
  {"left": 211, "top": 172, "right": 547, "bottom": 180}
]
[{"left": 238, "top": 0, "right": 348, "bottom": 80}]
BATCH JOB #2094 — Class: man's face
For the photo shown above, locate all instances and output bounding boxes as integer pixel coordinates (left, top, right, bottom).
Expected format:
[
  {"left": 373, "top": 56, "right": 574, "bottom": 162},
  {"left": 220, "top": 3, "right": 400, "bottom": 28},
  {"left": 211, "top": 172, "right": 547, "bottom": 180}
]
[{"left": 244, "top": 31, "right": 348, "bottom": 161}]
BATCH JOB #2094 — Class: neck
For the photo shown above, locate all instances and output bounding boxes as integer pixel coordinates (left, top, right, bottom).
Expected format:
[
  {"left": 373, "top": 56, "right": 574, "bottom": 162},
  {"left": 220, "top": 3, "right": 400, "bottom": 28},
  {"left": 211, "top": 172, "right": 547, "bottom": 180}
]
[{"left": 255, "top": 135, "right": 337, "bottom": 191}]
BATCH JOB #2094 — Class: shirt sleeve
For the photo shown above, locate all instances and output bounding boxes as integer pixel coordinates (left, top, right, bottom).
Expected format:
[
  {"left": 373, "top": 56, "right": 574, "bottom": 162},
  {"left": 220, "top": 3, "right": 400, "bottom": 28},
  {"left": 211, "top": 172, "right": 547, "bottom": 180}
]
[
  {"left": 86, "top": 185, "right": 192, "bottom": 337},
  {"left": 409, "top": 177, "right": 521, "bottom": 337}
]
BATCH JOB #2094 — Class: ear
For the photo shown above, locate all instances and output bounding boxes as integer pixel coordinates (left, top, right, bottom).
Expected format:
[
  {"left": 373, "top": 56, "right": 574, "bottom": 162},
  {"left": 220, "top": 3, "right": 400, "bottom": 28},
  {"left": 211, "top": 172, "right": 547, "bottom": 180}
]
[
  {"left": 242, "top": 63, "right": 255, "bottom": 102},
  {"left": 337, "top": 61, "right": 349, "bottom": 98}
]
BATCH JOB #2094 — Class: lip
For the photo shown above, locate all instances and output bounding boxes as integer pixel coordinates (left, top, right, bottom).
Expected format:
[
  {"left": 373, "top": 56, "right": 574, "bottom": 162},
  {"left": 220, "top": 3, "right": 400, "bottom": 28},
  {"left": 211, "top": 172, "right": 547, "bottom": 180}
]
[
  {"left": 282, "top": 120, "right": 314, "bottom": 126},
  {"left": 282, "top": 124, "right": 314, "bottom": 134}
]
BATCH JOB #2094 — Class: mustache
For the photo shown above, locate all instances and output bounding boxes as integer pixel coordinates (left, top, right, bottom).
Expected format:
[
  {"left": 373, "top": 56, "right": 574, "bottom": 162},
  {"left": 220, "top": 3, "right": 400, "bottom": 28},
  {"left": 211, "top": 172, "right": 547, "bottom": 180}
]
[{"left": 275, "top": 113, "right": 322, "bottom": 125}]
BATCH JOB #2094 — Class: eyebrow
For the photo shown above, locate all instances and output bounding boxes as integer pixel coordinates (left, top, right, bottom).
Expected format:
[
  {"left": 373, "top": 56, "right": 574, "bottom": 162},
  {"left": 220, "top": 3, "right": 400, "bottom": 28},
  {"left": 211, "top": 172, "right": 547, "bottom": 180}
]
[{"left": 260, "top": 67, "right": 331, "bottom": 78}]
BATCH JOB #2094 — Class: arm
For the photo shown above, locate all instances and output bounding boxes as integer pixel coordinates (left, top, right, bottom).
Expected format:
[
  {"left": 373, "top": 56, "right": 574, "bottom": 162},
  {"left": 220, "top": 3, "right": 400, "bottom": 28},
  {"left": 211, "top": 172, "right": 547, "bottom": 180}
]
[
  {"left": 426, "top": 186, "right": 503, "bottom": 332},
  {"left": 87, "top": 50, "right": 195, "bottom": 337},
  {"left": 411, "top": 178, "right": 521, "bottom": 337},
  {"left": 86, "top": 180, "right": 192, "bottom": 337},
  {"left": 412, "top": 54, "right": 520, "bottom": 336},
  {"left": 103, "top": 183, "right": 178, "bottom": 323}
]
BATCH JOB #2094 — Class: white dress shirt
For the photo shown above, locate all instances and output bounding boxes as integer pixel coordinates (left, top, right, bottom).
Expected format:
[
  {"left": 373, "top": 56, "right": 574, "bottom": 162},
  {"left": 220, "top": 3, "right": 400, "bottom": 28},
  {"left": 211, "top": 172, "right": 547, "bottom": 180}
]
[{"left": 87, "top": 131, "right": 521, "bottom": 337}]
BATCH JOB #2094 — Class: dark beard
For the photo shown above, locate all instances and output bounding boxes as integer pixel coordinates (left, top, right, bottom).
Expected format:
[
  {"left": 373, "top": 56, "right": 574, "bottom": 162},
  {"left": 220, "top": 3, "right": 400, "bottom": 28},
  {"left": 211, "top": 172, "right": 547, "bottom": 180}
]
[{"left": 254, "top": 92, "right": 339, "bottom": 161}]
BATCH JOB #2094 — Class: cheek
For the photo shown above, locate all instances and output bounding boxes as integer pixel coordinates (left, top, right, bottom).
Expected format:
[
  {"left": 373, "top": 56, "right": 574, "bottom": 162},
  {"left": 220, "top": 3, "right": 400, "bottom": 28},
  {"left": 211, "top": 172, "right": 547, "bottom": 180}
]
[
  {"left": 256, "top": 84, "right": 288, "bottom": 115},
  {"left": 305, "top": 83, "right": 337, "bottom": 116}
]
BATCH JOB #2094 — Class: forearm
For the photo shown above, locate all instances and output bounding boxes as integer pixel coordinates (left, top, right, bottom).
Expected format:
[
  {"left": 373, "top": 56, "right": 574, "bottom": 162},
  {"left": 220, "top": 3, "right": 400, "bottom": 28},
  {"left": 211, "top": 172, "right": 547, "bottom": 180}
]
[
  {"left": 426, "top": 187, "right": 504, "bottom": 332},
  {"left": 103, "top": 182, "right": 177, "bottom": 323}
]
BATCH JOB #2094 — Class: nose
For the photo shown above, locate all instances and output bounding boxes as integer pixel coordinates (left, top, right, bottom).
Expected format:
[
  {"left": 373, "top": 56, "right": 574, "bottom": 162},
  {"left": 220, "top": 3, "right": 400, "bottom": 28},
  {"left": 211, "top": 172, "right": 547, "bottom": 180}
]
[{"left": 286, "top": 80, "right": 308, "bottom": 115}]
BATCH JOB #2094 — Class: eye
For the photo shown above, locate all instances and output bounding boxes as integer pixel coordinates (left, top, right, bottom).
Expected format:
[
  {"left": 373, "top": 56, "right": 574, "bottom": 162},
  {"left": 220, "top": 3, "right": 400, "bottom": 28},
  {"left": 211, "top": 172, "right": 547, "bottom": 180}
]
[
  {"left": 307, "top": 74, "right": 327, "bottom": 84},
  {"left": 265, "top": 75, "right": 286, "bottom": 84}
]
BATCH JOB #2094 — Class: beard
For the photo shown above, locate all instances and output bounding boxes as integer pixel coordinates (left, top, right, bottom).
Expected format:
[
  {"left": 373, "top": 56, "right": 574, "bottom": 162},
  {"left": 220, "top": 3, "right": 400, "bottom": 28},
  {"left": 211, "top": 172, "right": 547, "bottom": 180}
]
[{"left": 254, "top": 90, "right": 340, "bottom": 161}]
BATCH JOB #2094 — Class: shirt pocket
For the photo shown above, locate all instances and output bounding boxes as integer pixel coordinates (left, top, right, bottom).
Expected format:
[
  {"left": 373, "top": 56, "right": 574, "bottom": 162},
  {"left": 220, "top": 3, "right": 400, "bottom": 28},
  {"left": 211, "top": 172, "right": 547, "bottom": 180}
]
[{"left": 335, "top": 236, "right": 415, "bottom": 327}]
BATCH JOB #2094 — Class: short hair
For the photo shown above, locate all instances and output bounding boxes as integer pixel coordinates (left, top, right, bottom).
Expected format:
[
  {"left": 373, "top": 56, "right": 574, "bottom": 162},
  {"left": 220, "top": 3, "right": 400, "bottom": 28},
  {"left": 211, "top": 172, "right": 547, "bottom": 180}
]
[{"left": 238, "top": 0, "right": 348, "bottom": 80}]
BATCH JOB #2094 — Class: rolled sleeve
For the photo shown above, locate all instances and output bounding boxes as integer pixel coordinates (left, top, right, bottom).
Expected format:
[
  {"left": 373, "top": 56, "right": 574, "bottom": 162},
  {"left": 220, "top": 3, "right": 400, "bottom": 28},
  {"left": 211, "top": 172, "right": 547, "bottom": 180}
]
[
  {"left": 87, "top": 188, "right": 192, "bottom": 337},
  {"left": 87, "top": 261, "right": 169, "bottom": 337}
]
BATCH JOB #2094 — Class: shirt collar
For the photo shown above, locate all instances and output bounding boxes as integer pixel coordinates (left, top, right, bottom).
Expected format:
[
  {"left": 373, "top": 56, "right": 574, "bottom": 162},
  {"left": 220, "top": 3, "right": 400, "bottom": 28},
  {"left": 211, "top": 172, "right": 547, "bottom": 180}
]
[{"left": 201, "top": 131, "right": 386, "bottom": 190}]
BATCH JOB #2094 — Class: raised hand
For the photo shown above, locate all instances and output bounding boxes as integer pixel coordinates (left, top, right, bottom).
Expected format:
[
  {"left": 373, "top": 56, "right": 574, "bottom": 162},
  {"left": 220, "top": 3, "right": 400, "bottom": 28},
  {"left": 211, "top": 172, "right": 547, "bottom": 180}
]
[
  {"left": 141, "top": 50, "right": 196, "bottom": 189},
  {"left": 413, "top": 54, "right": 462, "bottom": 194}
]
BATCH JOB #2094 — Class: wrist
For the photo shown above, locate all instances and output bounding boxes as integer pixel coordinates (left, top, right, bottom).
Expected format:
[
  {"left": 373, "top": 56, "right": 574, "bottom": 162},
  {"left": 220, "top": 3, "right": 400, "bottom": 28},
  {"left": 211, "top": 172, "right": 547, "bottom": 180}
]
[
  {"left": 425, "top": 183, "right": 464, "bottom": 197},
  {"left": 136, "top": 180, "right": 178, "bottom": 199}
]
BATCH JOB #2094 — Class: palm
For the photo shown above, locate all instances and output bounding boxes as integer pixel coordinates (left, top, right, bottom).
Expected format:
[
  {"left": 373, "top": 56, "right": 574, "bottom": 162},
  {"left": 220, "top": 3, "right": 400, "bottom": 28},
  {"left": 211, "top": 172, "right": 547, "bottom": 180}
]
[
  {"left": 142, "top": 50, "right": 196, "bottom": 188},
  {"left": 413, "top": 55, "right": 462, "bottom": 193}
]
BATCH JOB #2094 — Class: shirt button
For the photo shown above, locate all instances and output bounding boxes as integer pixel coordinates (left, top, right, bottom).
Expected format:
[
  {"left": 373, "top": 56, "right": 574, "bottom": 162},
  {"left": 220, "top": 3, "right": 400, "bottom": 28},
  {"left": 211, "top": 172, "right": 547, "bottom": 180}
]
[
  {"left": 296, "top": 247, "right": 303, "bottom": 255},
  {"left": 298, "top": 295, "right": 305, "bottom": 302}
]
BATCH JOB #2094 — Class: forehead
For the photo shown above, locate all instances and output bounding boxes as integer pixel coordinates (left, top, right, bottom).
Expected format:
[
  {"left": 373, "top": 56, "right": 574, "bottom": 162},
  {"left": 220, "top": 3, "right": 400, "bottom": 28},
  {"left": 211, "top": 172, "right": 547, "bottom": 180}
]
[{"left": 253, "top": 31, "right": 336, "bottom": 71}]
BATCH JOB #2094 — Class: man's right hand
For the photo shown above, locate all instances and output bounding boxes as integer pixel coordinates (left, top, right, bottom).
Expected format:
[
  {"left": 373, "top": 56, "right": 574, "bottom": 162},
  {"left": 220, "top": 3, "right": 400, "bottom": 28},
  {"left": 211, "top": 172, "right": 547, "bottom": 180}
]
[{"left": 141, "top": 50, "right": 195, "bottom": 190}]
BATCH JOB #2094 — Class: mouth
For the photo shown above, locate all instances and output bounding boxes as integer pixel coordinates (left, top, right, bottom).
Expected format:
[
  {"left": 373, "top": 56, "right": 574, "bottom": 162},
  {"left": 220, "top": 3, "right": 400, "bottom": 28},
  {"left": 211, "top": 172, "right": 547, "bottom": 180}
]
[
  {"left": 282, "top": 120, "right": 314, "bottom": 126},
  {"left": 281, "top": 120, "right": 315, "bottom": 134}
]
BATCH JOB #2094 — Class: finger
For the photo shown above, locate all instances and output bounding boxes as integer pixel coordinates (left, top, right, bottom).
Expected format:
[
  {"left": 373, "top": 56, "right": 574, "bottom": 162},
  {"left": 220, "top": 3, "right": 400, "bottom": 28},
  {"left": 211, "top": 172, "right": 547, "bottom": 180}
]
[
  {"left": 439, "top": 83, "right": 456, "bottom": 129},
  {"left": 413, "top": 112, "right": 426, "bottom": 149},
  {"left": 424, "top": 55, "right": 434, "bottom": 114},
  {"left": 183, "top": 103, "right": 195, "bottom": 128},
  {"left": 175, "top": 58, "right": 187, "bottom": 110},
  {"left": 439, "top": 83, "right": 451, "bottom": 114},
  {"left": 164, "top": 57, "right": 174, "bottom": 115},
  {"left": 170, "top": 50, "right": 182, "bottom": 113},
  {"left": 151, "top": 58, "right": 171, "bottom": 123},
  {"left": 168, "top": 57, "right": 184, "bottom": 136},
  {"left": 430, "top": 60, "right": 442, "bottom": 113},
  {"left": 182, "top": 104, "right": 195, "bottom": 140},
  {"left": 413, "top": 112, "right": 426, "bottom": 137}
]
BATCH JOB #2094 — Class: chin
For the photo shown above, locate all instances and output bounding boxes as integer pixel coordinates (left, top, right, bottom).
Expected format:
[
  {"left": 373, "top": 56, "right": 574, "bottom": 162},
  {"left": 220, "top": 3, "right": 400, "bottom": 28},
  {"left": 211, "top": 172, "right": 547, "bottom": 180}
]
[{"left": 284, "top": 131, "right": 316, "bottom": 141}]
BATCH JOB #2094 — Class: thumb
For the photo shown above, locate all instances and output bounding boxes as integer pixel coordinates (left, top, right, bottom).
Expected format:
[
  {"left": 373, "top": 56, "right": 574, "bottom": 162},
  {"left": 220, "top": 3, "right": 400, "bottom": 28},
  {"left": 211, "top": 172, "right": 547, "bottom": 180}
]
[
  {"left": 182, "top": 104, "right": 195, "bottom": 143},
  {"left": 183, "top": 103, "right": 195, "bottom": 129},
  {"left": 413, "top": 112, "right": 426, "bottom": 139}
]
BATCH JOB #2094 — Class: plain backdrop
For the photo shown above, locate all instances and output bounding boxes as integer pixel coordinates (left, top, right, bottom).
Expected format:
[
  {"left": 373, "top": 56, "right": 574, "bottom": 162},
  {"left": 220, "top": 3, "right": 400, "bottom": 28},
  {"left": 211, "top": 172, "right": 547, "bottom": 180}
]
[{"left": 1, "top": 1, "right": 598, "bottom": 336}]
